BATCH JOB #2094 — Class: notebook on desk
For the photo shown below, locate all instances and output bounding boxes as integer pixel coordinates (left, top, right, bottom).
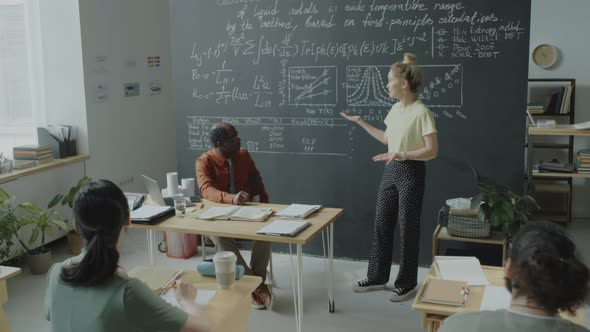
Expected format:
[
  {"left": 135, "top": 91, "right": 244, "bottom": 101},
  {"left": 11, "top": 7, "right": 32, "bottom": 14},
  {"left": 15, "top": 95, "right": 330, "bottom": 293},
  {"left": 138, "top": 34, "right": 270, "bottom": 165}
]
[
  {"left": 256, "top": 220, "right": 311, "bottom": 237},
  {"left": 130, "top": 205, "right": 174, "bottom": 225}
]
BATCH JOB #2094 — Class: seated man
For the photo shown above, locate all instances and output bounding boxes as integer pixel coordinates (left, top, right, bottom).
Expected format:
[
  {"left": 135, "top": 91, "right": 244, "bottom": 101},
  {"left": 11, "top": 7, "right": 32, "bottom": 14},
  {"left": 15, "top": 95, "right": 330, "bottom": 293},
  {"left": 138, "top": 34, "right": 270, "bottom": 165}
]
[
  {"left": 196, "top": 122, "right": 272, "bottom": 310},
  {"left": 439, "top": 221, "right": 589, "bottom": 332}
]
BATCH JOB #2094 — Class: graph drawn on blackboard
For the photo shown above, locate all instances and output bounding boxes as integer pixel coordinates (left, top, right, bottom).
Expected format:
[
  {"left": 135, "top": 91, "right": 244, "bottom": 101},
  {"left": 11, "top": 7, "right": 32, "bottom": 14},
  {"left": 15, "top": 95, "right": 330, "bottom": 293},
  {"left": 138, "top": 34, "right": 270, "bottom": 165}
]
[
  {"left": 346, "top": 64, "right": 464, "bottom": 108},
  {"left": 288, "top": 66, "right": 337, "bottom": 106}
]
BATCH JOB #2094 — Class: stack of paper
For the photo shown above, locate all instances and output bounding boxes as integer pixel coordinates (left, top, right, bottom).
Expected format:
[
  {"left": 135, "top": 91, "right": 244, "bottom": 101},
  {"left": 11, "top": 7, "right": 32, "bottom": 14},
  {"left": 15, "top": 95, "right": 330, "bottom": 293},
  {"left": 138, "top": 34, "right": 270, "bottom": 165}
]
[
  {"left": 434, "top": 256, "right": 489, "bottom": 286},
  {"left": 275, "top": 204, "right": 321, "bottom": 219}
]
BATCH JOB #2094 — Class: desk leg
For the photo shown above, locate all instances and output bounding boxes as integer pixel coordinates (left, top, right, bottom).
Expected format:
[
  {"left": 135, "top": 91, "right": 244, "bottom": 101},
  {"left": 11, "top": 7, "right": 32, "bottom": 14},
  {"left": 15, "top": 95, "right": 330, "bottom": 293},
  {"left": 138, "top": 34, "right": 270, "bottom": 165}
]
[
  {"left": 147, "top": 229, "right": 154, "bottom": 265},
  {"left": 328, "top": 223, "right": 335, "bottom": 312},
  {"left": 288, "top": 244, "right": 304, "bottom": 332},
  {"left": 296, "top": 244, "right": 303, "bottom": 332}
]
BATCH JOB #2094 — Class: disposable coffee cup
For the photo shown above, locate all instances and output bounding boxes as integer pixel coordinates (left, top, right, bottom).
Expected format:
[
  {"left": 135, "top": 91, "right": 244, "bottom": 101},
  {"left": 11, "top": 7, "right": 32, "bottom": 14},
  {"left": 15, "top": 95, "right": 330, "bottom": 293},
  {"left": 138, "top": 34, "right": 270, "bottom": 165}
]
[{"left": 213, "top": 251, "right": 237, "bottom": 289}]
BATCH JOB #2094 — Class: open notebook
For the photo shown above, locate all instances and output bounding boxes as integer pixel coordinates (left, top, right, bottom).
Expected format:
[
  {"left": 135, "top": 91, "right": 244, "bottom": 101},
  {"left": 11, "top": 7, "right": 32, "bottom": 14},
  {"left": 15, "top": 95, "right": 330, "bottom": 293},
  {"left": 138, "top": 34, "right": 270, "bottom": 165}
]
[{"left": 199, "top": 206, "right": 273, "bottom": 221}]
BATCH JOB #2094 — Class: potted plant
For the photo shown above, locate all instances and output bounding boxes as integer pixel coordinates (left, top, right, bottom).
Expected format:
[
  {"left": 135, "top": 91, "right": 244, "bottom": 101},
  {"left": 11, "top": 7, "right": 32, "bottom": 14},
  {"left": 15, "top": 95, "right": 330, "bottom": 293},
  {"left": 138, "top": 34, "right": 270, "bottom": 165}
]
[
  {"left": 60, "top": 176, "right": 91, "bottom": 255},
  {"left": 0, "top": 188, "right": 18, "bottom": 264},
  {"left": 470, "top": 169, "right": 539, "bottom": 238},
  {"left": 16, "top": 194, "right": 68, "bottom": 274}
]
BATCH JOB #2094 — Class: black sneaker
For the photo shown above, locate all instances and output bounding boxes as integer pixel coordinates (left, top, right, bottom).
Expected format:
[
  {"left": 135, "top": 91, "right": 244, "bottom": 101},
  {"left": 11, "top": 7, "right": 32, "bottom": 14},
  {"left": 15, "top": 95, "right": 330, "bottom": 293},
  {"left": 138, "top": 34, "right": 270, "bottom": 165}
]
[
  {"left": 352, "top": 279, "right": 387, "bottom": 293},
  {"left": 389, "top": 286, "right": 417, "bottom": 302}
]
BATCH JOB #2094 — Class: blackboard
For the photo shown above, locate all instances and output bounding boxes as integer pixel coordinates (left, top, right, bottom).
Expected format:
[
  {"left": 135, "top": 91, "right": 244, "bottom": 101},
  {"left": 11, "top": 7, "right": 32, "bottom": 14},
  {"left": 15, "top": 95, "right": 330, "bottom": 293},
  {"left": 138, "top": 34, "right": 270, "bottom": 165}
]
[{"left": 171, "top": 0, "right": 531, "bottom": 265}]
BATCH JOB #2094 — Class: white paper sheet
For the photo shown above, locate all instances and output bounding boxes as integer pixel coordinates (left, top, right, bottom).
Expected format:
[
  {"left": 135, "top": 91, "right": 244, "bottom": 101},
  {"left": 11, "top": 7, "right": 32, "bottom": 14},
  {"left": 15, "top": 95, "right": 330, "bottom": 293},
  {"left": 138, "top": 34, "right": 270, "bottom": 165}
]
[
  {"left": 434, "top": 256, "right": 490, "bottom": 286},
  {"left": 161, "top": 289, "right": 217, "bottom": 308},
  {"left": 480, "top": 286, "right": 511, "bottom": 311}
]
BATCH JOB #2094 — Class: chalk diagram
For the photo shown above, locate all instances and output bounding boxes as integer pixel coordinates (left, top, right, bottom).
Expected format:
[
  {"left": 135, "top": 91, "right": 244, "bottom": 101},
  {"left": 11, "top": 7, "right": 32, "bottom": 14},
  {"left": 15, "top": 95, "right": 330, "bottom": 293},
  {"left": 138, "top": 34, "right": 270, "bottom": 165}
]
[
  {"left": 288, "top": 66, "right": 337, "bottom": 106},
  {"left": 346, "top": 65, "right": 464, "bottom": 108}
]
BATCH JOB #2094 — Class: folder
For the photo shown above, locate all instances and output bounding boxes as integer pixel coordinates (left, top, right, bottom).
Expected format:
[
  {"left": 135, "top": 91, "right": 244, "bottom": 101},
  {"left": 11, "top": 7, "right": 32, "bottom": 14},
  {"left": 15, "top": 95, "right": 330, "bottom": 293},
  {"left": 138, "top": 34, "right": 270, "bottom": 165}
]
[
  {"left": 420, "top": 279, "right": 469, "bottom": 306},
  {"left": 130, "top": 205, "right": 174, "bottom": 225}
]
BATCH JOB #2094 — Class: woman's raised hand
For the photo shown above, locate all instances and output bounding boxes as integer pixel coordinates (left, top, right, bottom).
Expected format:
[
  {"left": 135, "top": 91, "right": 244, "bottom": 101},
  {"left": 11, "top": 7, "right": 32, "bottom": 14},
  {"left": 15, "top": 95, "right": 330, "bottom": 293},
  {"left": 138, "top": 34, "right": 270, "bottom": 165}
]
[
  {"left": 340, "top": 112, "right": 363, "bottom": 124},
  {"left": 372, "top": 152, "right": 400, "bottom": 165}
]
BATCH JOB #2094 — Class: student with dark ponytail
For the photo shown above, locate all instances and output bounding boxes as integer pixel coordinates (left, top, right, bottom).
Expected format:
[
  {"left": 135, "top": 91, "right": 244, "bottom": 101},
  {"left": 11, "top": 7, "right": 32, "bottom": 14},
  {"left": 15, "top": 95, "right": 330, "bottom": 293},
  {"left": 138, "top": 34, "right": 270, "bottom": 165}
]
[
  {"left": 45, "top": 180, "right": 211, "bottom": 332},
  {"left": 440, "top": 221, "right": 590, "bottom": 332}
]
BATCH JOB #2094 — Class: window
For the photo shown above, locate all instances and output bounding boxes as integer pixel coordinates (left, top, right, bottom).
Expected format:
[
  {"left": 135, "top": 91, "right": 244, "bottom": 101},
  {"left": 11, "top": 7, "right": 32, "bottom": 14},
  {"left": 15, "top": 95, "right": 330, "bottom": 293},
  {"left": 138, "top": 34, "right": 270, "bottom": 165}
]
[{"left": 0, "top": 0, "right": 43, "bottom": 158}]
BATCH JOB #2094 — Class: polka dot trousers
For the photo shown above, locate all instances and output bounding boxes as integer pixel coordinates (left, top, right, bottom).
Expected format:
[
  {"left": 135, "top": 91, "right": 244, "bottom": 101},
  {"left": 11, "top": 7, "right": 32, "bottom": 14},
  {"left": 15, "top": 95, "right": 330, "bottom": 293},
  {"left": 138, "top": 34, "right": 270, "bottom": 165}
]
[{"left": 366, "top": 160, "right": 425, "bottom": 290}]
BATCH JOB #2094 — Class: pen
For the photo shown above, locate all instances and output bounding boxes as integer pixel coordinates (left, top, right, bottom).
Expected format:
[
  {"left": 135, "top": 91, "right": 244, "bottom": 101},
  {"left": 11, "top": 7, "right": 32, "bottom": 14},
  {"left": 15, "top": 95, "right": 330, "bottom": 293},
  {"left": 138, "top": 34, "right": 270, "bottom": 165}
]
[
  {"left": 155, "top": 283, "right": 177, "bottom": 293},
  {"left": 200, "top": 203, "right": 205, "bottom": 209}
]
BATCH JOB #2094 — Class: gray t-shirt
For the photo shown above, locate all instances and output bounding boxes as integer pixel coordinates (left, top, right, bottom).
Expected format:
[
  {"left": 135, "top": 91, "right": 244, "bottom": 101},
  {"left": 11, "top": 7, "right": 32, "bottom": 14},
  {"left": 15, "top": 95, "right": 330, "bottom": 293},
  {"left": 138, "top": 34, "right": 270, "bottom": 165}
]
[
  {"left": 45, "top": 262, "right": 188, "bottom": 332},
  {"left": 440, "top": 309, "right": 588, "bottom": 332}
]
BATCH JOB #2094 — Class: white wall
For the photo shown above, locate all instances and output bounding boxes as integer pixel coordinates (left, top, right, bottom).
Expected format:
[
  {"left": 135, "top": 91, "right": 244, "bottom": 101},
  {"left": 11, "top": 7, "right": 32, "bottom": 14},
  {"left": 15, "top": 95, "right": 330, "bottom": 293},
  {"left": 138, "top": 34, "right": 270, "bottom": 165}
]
[
  {"left": 529, "top": 0, "right": 590, "bottom": 218},
  {"left": 78, "top": 0, "right": 176, "bottom": 190},
  {"left": 38, "top": 0, "right": 88, "bottom": 155}
]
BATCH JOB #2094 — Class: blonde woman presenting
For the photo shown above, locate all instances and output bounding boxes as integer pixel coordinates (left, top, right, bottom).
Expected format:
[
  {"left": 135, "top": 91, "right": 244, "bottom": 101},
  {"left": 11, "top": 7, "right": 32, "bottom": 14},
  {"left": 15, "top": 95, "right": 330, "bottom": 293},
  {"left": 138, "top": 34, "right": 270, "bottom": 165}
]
[{"left": 341, "top": 53, "right": 438, "bottom": 302}]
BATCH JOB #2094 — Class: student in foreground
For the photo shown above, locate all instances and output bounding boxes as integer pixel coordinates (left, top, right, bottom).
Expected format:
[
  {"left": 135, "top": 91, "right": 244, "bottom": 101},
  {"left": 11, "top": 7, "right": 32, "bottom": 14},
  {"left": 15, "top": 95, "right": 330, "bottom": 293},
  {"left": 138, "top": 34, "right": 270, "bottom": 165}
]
[
  {"left": 440, "top": 221, "right": 590, "bottom": 332},
  {"left": 341, "top": 53, "right": 438, "bottom": 302},
  {"left": 44, "top": 180, "right": 211, "bottom": 332},
  {"left": 196, "top": 123, "right": 272, "bottom": 309}
]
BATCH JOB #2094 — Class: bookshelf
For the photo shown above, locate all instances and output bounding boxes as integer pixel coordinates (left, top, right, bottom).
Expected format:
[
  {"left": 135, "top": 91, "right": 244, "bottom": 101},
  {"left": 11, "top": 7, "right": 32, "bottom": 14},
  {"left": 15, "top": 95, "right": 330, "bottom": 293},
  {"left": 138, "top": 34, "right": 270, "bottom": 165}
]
[{"left": 526, "top": 79, "right": 577, "bottom": 224}]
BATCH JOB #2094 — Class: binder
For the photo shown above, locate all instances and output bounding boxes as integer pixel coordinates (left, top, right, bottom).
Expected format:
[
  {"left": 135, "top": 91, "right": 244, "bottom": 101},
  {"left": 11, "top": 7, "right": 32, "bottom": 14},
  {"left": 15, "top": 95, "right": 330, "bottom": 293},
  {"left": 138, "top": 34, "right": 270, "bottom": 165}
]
[{"left": 130, "top": 206, "right": 174, "bottom": 225}]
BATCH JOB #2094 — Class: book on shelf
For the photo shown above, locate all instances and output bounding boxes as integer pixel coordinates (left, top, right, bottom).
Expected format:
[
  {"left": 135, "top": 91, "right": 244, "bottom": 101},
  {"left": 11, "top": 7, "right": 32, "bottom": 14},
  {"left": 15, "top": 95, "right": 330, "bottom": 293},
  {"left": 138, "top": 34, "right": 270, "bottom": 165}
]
[
  {"left": 13, "top": 145, "right": 51, "bottom": 152},
  {"left": 198, "top": 206, "right": 274, "bottom": 221},
  {"left": 544, "top": 92, "right": 558, "bottom": 114},
  {"left": 537, "top": 160, "right": 575, "bottom": 173},
  {"left": 420, "top": 279, "right": 469, "bottom": 307},
  {"left": 12, "top": 159, "right": 38, "bottom": 170},
  {"left": 561, "top": 85, "right": 573, "bottom": 114},
  {"left": 578, "top": 149, "right": 590, "bottom": 158},
  {"left": 575, "top": 121, "right": 590, "bottom": 130}
]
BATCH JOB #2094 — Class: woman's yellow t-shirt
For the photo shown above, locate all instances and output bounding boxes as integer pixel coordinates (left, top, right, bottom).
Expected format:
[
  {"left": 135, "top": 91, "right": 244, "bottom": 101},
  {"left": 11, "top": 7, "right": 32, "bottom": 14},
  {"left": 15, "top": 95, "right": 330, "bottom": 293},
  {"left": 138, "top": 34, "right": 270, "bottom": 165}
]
[{"left": 384, "top": 100, "right": 437, "bottom": 153}]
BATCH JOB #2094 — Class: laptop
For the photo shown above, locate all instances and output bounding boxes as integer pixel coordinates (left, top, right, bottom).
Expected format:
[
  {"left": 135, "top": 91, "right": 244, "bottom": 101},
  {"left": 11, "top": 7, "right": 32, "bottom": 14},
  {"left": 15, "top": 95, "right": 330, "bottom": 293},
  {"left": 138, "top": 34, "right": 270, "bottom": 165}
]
[{"left": 141, "top": 174, "right": 195, "bottom": 207}]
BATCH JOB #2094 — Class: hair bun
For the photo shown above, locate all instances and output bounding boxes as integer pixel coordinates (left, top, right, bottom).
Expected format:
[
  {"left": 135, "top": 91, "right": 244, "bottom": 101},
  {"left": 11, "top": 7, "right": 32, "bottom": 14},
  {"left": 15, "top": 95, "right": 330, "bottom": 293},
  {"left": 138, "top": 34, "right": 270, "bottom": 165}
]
[{"left": 403, "top": 53, "right": 417, "bottom": 65}]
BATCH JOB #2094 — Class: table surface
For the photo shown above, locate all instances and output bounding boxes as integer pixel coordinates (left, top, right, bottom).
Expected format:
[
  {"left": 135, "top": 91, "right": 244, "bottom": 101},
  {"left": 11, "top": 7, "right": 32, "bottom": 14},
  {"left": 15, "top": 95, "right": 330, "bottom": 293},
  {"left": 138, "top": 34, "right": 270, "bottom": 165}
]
[
  {"left": 412, "top": 265, "right": 585, "bottom": 326},
  {"left": 129, "top": 266, "right": 261, "bottom": 330},
  {"left": 128, "top": 200, "right": 343, "bottom": 245}
]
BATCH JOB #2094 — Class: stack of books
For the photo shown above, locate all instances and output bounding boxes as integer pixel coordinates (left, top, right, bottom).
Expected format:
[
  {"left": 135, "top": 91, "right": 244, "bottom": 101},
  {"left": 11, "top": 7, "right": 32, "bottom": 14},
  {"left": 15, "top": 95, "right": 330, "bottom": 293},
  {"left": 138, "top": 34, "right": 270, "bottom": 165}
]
[
  {"left": 576, "top": 149, "right": 590, "bottom": 174},
  {"left": 12, "top": 145, "right": 53, "bottom": 169},
  {"left": 537, "top": 160, "right": 575, "bottom": 173},
  {"left": 526, "top": 103, "right": 544, "bottom": 114}
]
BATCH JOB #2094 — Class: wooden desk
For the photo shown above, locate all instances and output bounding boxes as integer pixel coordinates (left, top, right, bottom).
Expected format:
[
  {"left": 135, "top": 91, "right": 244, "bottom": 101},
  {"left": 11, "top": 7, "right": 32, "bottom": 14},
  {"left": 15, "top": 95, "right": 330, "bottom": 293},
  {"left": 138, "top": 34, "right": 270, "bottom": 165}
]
[
  {"left": 129, "top": 200, "right": 344, "bottom": 332},
  {"left": 130, "top": 266, "right": 260, "bottom": 332},
  {"left": 412, "top": 265, "right": 586, "bottom": 332},
  {"left": 0, "top": 266, "right": 21, "bottom": 332}
]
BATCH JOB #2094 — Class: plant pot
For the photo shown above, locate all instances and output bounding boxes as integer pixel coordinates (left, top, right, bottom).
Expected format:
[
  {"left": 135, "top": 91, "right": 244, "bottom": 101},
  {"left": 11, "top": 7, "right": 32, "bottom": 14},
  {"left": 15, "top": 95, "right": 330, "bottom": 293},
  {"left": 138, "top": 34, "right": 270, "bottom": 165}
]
[
  {"left": 67, "top": 230, "right": 84, "bottom": 255},
  {"left": 26, "top": 249, "right": 52, "bottom": 274}
]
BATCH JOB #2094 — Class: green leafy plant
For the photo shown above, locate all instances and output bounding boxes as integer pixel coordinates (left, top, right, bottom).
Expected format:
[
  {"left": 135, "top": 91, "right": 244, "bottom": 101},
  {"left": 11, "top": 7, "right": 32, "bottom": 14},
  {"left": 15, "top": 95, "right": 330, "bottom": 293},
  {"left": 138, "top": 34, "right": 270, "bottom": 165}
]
[
  {"left": 0, "top": 188, "right": 18, "bottom": 261},
  {"left": 17, "top": 195, "right": 68, "bottom": 255},
  {"left": 470, "top": 169, "right": 539, "bottom": 237},
  {"left": 60, "top": 176, "right": 91, "bottom": 220}
]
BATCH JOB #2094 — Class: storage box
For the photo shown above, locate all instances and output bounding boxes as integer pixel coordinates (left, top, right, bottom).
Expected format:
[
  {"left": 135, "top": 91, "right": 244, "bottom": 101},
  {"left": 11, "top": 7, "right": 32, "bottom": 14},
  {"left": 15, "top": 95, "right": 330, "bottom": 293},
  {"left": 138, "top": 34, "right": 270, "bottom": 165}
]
[{"left": 162, "top": 231, "right": 198, "bottom": 259}]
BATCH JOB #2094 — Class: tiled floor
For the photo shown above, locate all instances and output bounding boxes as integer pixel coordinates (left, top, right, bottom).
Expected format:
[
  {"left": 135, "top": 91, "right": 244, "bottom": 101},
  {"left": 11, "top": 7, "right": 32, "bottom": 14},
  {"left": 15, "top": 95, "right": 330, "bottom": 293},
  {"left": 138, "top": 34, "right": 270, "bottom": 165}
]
[{"left": 5, "top": 219, "right": 590, "bottom": 331}]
